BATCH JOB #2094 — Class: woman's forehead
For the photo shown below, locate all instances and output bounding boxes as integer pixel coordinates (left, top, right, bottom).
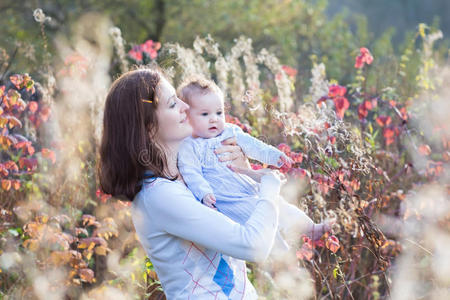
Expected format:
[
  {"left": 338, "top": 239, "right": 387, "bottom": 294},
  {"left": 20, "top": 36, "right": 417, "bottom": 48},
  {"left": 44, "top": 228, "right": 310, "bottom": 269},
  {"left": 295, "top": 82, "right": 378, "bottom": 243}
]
[{"left": 156, "top": 78, "right": 175, "bottom": 103}]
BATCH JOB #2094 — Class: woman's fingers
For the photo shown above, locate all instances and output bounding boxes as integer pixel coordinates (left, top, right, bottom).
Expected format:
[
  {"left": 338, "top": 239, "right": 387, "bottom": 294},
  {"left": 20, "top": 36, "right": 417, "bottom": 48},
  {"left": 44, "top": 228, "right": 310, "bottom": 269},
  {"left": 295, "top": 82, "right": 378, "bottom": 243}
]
[
  {"left": 221, "top": 137, "right": 237, "bottom": 146},
  {"left": 215, "top": 140, "right": 250, "bottom": 168}
]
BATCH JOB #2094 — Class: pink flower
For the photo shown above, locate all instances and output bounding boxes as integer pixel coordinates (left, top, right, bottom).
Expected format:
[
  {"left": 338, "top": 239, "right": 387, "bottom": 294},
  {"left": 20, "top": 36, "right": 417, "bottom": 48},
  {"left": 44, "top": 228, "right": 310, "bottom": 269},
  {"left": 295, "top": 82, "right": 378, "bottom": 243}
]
[
  {"left": 355, "top": 47, "right": 374, "bottom": 69},
  {"left": 281, "top": 65, "right": 298, "bottom": 79}
]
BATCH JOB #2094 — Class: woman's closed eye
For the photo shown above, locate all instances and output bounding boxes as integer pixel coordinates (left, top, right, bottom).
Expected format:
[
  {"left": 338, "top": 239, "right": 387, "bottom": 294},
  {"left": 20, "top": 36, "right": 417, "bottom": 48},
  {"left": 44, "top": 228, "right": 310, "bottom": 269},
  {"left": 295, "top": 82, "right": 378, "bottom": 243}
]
[{"left": 170, "top": 101, "right": 177, "bottom": 108}]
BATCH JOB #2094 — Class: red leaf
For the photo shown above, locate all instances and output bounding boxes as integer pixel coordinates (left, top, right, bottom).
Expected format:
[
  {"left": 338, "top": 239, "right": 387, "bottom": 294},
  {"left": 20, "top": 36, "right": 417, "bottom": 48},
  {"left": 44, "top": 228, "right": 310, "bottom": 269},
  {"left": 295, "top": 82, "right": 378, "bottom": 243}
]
[
  {"left": 0, "top": 164, "right": 8, "bottom": 177},
  {"left": 7, "top": 116, "right": 22, "bottom": 129},
  {"left": 4, "top": 161, "right": 19, "bottom": 172},
  {"left": 18, "top": 157, "right": 38, "bottom": 171},
  {"left": 326, "top": 235, "right": 340, "bottom": 253},
  {"left": 41, "top": 148, "right": 56, "bottom": 164},
  {"left": 1, "top": 179, "right": 11, "bottom": 191},
  {"left": 12, "top": 180, "right": 21, "bottom": 190}
]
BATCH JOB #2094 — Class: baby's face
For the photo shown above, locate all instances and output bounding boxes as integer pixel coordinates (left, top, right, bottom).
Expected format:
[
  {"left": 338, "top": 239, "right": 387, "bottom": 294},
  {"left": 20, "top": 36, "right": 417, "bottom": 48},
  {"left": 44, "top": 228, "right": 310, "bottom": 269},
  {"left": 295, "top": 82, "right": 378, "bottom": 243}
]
[{"left": 187, "top": 91, "right": 225, "bottom": 138}]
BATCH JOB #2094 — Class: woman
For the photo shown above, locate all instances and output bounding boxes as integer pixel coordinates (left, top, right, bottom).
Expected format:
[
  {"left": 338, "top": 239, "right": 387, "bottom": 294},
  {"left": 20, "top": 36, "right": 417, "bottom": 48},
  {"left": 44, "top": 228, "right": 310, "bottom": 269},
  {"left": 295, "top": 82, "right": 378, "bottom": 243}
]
[{"left": 99, "top": 68, "right": 284, "bottom": 299}]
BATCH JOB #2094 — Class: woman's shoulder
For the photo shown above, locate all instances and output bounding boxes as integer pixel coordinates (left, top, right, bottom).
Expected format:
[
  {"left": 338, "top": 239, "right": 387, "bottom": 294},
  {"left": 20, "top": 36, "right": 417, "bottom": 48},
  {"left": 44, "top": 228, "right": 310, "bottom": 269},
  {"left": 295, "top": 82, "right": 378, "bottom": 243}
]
[{"left": 142, "top": 177, "right": 186, "bottom": 194}]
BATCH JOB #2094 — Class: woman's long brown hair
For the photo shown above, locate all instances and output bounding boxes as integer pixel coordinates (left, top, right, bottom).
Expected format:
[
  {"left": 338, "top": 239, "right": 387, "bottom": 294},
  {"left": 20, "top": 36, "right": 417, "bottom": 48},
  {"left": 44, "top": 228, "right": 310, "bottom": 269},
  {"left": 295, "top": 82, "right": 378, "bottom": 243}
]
[{"left": 98, "top": 68, "right": 177, "bottom": 201}]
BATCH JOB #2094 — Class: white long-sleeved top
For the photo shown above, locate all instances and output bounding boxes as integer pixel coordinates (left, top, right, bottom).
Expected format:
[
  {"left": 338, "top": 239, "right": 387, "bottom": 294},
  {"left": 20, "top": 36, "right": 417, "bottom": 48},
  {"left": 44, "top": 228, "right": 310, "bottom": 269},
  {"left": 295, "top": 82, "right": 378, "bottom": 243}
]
[
  {"left": 178, "top": 123, "right": 284, "bottom": 224},
  {"left": 131, "top": 173, "right": 281, "bottom": 299}
]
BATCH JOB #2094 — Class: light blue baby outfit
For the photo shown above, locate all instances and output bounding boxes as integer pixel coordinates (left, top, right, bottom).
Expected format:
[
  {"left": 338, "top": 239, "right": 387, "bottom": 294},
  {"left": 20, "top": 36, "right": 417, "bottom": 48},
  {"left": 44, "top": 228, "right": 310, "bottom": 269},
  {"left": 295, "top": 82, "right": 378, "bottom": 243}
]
[{"left": 178, "top": 123, "right": 285, "bottom": 225}]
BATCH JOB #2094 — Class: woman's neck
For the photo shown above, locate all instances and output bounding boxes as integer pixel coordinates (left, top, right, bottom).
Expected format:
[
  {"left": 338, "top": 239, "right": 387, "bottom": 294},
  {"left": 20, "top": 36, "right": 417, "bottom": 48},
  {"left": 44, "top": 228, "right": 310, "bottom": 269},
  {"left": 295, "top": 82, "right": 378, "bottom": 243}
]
[{"left": 163, "top": 142, "right": 181, "bottom": 178}]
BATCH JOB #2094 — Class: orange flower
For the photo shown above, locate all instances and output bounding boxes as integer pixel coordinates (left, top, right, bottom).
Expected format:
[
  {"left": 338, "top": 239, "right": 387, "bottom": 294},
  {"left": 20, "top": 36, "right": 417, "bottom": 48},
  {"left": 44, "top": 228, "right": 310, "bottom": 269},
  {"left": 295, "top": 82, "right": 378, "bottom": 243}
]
[
  {"left": 383, "top": 127, "right": 395, "bottom": 145},
  {"left": 376, "top": 115, "right": 392, "bottom": 127}
]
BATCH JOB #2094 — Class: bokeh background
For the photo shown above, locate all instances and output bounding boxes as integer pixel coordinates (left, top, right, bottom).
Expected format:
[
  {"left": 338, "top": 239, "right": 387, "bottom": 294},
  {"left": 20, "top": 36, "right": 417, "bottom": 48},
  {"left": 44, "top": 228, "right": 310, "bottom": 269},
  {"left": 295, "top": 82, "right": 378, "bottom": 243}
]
[{"left": 0, "top": 1, "right": 449, "bottom": 299}]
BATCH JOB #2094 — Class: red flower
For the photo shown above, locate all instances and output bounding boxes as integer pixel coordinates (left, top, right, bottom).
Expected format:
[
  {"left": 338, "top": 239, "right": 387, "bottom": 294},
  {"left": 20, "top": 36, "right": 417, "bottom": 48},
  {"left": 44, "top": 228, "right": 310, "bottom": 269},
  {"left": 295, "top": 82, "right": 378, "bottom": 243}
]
[
  {"left": 277, "top": 143, "right": 291, "bottom": 154},
  {"left": 250, "top": 163, "right": 263, "bottom": 170},
  {"left": 355, "top": 47, "right": 374, "bottom": 68},
  {"left": 383, "top": 127, "right": 395, "bottom": 145},
  {"left": 358, "top": 103, "right": 369, "bottom": 120},
  {"left": 128, "top": 47, "right": 143, "bottom": 62},
  {"left": 376, "top": 115, "right": 392, "bottom": 127},
  {"left": 290, "top": 152, "right": 303, "bottom": 163},
  {"left": 288, "top": 168, "right": 310, "bottom": 179},
  {"left": 96, "top": 188, "right": 112, "bottom": 203},
  {"left": 128, "top": 40, "right": 161, "bottom": 62},
  {"left": 281, "top": 65, "right": 298, "bottom": 79},
  {"left": 296, "top": 236, "right": 314, "bottom": 260},
  {"left": 328, "top": 85, "right": 347, "bottom": 98},
  {"left": 333, "top": 96, "right": 350, "bottom": 119}
]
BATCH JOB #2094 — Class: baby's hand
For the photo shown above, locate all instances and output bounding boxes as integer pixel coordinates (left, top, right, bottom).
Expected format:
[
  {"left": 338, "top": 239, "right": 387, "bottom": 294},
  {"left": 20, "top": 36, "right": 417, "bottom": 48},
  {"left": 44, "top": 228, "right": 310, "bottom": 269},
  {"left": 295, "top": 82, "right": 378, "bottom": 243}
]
[
  {"left": 277, "top": 153, "right": 293, "bottom": 168},
  {"left": 202, "top": 193, "right": 217, "bottom": 210}
]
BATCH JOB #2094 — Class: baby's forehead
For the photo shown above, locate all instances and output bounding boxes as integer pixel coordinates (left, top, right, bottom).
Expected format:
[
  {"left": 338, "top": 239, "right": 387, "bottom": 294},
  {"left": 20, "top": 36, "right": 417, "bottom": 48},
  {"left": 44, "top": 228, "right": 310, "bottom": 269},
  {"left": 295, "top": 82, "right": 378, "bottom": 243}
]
[{"left": 190, "top": 91, "right": 224, "bottom": 107}]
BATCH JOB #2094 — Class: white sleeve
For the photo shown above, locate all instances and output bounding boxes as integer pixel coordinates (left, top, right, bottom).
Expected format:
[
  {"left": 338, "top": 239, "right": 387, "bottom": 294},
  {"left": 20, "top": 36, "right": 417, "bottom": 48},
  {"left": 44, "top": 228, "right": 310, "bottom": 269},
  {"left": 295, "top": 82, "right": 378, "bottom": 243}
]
[
  {"left": 178, "top": 140, "right": 214, "bottom": 201},
  {"left": 229, "top": 124, "right": 284, "bottom": 167},
  {"left": 144, "top": 175, "right": 281, "bottom": 263}
]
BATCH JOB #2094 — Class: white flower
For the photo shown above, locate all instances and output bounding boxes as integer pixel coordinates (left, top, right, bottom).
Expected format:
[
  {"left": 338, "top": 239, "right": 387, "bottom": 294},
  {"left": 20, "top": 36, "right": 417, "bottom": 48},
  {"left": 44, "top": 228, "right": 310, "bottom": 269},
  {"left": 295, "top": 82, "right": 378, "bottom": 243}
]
[{"left": 33, "top": 8, "right": 51, "bottom": 23}]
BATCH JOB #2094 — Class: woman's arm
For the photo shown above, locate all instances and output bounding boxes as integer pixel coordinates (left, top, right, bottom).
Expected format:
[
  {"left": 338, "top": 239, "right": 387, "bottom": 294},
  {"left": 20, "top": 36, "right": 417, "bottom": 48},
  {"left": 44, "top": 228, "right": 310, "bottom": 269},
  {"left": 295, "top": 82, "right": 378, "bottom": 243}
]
[{"left": 144, "top": 173, "right": 282, "bottom": 262}]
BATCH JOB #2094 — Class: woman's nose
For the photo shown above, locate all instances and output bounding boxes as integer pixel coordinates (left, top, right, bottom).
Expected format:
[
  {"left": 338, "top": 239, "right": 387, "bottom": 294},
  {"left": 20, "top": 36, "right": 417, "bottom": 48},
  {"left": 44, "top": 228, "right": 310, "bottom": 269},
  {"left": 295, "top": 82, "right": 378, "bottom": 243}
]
[{"left": 180, "top": 100, "right": 189, "bottom": 111}]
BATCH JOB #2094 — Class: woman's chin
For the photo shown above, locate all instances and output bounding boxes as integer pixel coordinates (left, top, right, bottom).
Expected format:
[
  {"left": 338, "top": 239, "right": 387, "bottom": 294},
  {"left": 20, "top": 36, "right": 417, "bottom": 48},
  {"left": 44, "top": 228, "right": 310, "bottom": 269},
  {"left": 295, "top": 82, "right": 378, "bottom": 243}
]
[{"left": 180, "top": 123, "right": 193, "bottom": 139}]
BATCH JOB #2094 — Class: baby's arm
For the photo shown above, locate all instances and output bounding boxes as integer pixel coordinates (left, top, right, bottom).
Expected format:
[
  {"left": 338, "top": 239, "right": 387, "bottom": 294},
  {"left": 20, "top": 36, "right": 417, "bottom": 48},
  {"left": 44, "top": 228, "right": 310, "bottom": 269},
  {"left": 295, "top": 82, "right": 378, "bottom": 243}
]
[
  {"left": 229, "top": 124, "right": 290, "bottom": 168},
  {"left": 178, "top": 140, "right": 216, "bottom": 205}
]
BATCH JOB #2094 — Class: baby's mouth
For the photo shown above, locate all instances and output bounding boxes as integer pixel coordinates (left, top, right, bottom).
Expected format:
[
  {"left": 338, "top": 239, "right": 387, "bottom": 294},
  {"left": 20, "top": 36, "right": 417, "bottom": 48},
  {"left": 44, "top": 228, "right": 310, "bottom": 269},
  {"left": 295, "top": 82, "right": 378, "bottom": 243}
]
[{"left": 209, "top": 126, "right": 217, "bottom": 130}]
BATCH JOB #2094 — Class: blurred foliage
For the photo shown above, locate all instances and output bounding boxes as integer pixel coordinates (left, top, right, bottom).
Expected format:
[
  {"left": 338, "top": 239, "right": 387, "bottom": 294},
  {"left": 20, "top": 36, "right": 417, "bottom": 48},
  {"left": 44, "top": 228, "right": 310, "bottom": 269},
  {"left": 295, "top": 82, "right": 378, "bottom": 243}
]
[{"left": 0, "top": 0, "right": 449, "bottom": 299}]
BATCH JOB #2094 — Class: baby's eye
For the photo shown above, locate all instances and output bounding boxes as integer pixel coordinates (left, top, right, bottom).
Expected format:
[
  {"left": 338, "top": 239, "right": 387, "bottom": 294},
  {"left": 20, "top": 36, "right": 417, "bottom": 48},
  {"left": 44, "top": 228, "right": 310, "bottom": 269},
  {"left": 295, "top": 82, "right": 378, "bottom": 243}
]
[
  {"left": 170, "top": 101, "right": 176, "bottom": 108},
  {"left": 217, "top": 111, "right": 222, "bottom": 115},
  {"left": 201, "top": 112, "right": 208, "bottom": 116}
]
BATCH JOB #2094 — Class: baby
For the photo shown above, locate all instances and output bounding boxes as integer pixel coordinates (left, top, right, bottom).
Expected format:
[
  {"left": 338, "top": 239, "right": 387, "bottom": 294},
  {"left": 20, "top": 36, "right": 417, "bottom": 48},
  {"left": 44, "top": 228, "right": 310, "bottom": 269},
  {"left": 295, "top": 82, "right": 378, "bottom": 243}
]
[{"left": 177, "top": 77, "right": 330, "bottom": 247}]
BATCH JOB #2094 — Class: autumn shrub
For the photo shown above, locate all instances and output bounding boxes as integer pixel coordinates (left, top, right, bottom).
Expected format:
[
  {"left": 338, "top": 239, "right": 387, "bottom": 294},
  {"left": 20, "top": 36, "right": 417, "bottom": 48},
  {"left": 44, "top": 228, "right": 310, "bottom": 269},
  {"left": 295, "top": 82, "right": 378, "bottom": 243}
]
[{"left": 0, "top": 9, "right": 449, "bottom": 299}]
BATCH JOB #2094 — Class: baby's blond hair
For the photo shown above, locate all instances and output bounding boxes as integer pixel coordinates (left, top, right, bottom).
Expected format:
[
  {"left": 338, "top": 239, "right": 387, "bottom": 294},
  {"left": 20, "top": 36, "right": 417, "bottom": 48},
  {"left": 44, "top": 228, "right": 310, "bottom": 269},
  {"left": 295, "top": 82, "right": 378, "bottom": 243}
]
[{"left": 177, "top": 76, "right": 223, "bottom": 105}]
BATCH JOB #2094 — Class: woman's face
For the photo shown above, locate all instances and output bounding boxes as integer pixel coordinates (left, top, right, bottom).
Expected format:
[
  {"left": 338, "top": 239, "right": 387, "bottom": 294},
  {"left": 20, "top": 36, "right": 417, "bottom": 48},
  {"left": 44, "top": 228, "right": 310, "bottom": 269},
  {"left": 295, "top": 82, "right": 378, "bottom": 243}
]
[{"left": 155, "top": 78, "right": 192, "bottom": 145}]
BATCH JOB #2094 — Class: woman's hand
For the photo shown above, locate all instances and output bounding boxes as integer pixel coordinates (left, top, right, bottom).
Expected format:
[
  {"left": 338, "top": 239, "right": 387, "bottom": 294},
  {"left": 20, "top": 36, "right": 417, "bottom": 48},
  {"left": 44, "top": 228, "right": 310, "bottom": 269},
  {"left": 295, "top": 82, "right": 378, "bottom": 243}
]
[{"left": 214, "top": 137, "right": 250, "bottom": 169}]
